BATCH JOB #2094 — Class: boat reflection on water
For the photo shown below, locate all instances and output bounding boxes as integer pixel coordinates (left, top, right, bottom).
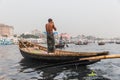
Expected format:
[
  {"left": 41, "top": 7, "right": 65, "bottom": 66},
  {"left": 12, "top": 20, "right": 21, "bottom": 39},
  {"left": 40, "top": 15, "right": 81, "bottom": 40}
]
[{"left": 18, "top": 59, "right": 111, "bottom": 80}]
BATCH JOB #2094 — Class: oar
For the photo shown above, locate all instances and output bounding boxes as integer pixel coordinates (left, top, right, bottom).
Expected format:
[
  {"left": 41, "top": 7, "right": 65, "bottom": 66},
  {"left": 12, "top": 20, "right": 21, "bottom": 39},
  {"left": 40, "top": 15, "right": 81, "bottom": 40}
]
[
  {"left": 80, "top": 54, "right": 120, "bottom": 61},
  {"left": 35, "top": 60, "right": 97, "bottom": 70},
  {"left": 35, "top": 54, "right": 120, "bottom": 69}
]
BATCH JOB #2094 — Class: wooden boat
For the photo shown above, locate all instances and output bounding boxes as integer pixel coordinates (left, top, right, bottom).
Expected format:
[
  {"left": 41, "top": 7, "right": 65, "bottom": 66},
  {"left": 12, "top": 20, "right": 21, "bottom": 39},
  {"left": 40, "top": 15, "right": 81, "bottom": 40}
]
[
  {"left": 55, "top": 44, "right": 65, "bottom": 48},
  {"left": 75, "top": 41, "right": 88, "bottom": 45},
  {"left": 19, "top": 40, "right": 109, "bottom": 64},
  {"left": 55, "top": 36, "right": 65, "bottom": 48},
  {"left": 98, "top": 42, "right": 105, "bottom": 45},
  {"left": 116, "top": 42, "right": 120, "bottom": 44}
]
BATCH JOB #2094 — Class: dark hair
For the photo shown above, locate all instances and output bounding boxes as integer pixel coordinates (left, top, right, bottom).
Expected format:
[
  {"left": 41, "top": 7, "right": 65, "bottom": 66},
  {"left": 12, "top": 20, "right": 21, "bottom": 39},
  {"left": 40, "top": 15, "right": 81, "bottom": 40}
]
[{"left": 48, "top": 18, "right": 53, "bottom": 22}]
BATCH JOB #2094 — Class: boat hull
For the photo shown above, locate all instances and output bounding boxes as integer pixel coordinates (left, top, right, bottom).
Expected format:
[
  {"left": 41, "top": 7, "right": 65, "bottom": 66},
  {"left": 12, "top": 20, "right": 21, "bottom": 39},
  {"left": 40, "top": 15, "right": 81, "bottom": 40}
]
[
  {"left": 19, "top": 58, "right": 100, "bottom": 69},
  {"left": 55, "top": 44, "right": 65, "bottom": 48},
  {"left": 20, "top": 49, "right": 101, "bottom": 66},
  {"left": 20, "top": 49, "right": 80, "bottom": 62}
]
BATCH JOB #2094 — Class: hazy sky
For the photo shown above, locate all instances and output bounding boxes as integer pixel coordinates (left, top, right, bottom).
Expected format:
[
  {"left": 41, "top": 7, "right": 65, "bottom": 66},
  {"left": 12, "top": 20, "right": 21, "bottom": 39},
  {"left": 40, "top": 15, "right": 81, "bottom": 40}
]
[{"left": 0, "top": 0, "right": 120, "bottom": 38}]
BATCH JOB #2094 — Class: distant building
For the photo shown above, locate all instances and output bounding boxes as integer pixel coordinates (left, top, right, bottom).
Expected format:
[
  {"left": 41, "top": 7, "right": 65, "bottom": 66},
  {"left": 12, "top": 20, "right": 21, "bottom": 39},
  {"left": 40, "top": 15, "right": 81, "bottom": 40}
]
[
  {"left": 59, "top": 33, "right": 71, "bottom": 43},
  {"left": 60, "top": 33, "right": 71, "bottom": 40},
  {"left": 31, "top": 29, "right": 40, "bottom": 36},
  {"left": 0, "top": 24, "right": 14, "bottom": 37},
  {"left": 31, "top": 29, "right": 43, "bottom": 38}
]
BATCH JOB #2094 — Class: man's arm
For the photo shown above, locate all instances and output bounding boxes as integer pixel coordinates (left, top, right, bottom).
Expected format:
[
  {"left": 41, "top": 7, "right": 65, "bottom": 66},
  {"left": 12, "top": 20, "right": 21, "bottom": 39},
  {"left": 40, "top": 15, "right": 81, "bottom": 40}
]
[
  {"left": 53, "top": 26, "right": 56, "bottom": 31},
  {"left": 53, "top": 24, "right": 56, "bottom": 31}
]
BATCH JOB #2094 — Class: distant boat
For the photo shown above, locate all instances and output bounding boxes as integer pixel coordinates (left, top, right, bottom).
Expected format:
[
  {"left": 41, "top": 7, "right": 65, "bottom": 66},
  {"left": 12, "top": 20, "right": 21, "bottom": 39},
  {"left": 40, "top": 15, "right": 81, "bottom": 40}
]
[
  {"left": 55, "top": 44, "right": 65, "bottom": 48},
  {"left": 75, "top": 41, "right": 88, "bottom": 45},
  {"left": 55, "top": 36, "right": 65, "bottom": 48},
  {"left": 0, "top": 38, "right": 14, "bottom": 45},
  {"left": 98, "top": 42, "right": 105, "bottom": 45},
  {"left": 116, "top": 42, "right": 120, "bottom": 44}
]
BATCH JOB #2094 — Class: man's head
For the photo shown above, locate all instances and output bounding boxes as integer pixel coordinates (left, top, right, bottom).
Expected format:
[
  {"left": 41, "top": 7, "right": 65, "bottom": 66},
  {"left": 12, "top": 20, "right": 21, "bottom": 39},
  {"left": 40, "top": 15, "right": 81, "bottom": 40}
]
[{"left": 48, "top": 18, "right": 53, "bottom": 22}]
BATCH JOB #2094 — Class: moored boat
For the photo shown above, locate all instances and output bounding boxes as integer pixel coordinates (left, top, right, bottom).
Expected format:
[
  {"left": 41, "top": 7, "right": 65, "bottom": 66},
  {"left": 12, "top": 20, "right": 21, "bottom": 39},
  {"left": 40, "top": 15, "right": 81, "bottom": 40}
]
[
  {"left": 55, "top": 36, "right": 66, "bottom": 48},
  {"left": 75, "top": 41, "right": 88, "bottom": 45},
  {"left": 98, "top": 42, "right": 105, "bottom": 45},
  {"left": 55, "top": 44, "right": 65, "bottom": 48},
  {"left": 116, "top": 42, "right": 120, "bottom": 44}
]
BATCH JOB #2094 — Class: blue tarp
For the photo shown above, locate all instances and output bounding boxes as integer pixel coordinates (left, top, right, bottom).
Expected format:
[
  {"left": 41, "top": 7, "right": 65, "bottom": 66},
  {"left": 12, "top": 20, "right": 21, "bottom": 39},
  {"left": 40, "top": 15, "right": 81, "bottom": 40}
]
[{"left": 43, "top": 32, "right": 58, "bottom": 35}]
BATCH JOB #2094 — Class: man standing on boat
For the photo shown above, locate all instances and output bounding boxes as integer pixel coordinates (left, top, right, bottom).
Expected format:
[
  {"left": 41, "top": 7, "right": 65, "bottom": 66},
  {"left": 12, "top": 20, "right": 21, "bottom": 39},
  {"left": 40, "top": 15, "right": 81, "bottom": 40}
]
[{"left": 45, "top": 18, "right": 57, "bottom": 53}]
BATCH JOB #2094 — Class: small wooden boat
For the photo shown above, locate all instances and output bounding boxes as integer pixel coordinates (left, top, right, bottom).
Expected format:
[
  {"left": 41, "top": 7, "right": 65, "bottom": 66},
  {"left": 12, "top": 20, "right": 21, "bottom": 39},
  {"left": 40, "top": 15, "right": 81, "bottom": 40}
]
[
  {"left": 116, "top": 42, "right": 120, "bottom": 44},
  {"left": 55, "top": 44, "right": 65, "bottom": 48},
  {"left": 98, "top": 42, "right": 105, "bottom": 45},
  {"left": 55, "top": 36, "right": 65, "bottom": 48},
  {"left": 75, "top": 41, "right": 88, "bottom": 45},
  {"left": 19, "top": 40, "right": 109, "bottom": 65}
]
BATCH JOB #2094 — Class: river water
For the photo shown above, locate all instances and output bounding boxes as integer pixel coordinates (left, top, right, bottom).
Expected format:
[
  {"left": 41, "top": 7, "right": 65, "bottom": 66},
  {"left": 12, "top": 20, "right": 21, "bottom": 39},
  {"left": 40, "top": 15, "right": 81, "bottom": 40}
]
[{"left": 0, "top": 43, "right": 120, "bottom": 80}]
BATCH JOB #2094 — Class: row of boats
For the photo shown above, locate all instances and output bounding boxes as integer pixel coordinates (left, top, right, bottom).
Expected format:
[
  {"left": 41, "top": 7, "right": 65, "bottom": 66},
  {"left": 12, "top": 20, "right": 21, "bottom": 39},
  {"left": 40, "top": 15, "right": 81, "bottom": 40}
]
[
  {"left": 97, "top": 41, "right": 120, "bottom": 45},
  {"left": 75, "top": 41, "right": 120, "bottom": 46},
  {"left": 0, "top": 38, "right": 120, "bottom": 47}
]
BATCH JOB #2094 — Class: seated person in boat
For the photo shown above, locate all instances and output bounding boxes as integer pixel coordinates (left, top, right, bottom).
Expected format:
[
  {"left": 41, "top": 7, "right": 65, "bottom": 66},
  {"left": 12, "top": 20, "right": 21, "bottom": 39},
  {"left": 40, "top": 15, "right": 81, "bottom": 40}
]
[{"left": 45, "top": 18, "right": 57, "bottom": 53}]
